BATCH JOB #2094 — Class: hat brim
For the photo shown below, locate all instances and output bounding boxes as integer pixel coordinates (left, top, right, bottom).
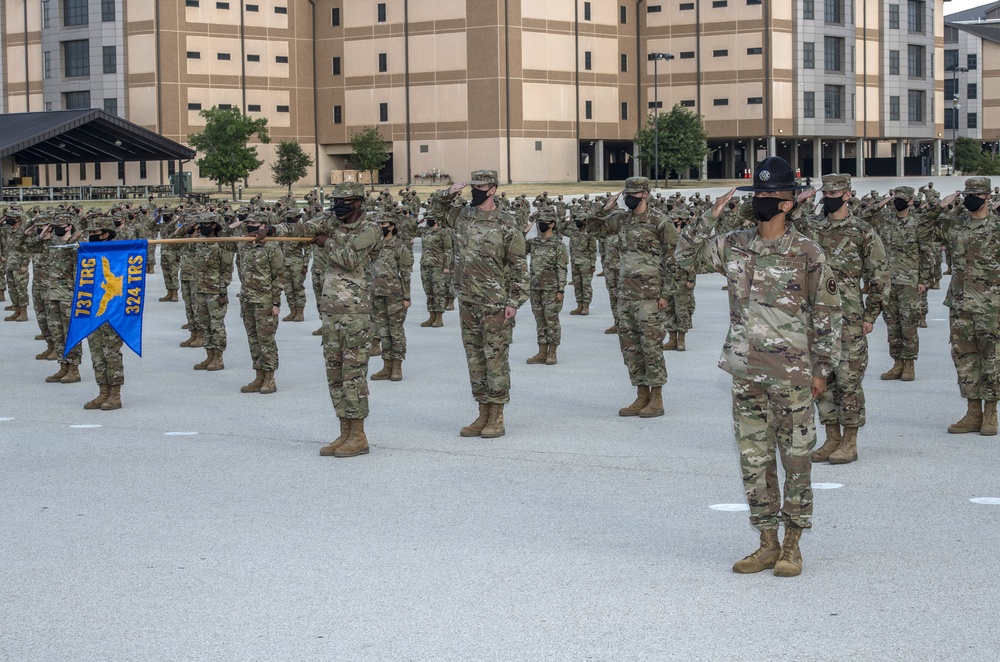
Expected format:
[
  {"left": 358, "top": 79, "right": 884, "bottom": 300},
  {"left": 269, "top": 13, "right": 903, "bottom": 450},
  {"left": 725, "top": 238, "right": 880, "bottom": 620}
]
[
  {"left": 818, "top": 185, "right": 849, "bottom": 193},
  {"left": 961, "top": 188, "right": 988, "bottom": 195},
  {"left": 469, "top": 180, "right": 498, "bottom": 187},
  {"left": 735, "top": 183, "right": 809, "bottom": 192}
]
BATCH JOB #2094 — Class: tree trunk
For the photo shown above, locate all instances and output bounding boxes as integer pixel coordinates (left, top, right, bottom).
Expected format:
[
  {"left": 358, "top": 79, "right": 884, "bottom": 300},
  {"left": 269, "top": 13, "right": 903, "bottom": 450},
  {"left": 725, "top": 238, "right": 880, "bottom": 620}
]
[{"left": 231, "top": 182, "right": 237, "bottom": 201}]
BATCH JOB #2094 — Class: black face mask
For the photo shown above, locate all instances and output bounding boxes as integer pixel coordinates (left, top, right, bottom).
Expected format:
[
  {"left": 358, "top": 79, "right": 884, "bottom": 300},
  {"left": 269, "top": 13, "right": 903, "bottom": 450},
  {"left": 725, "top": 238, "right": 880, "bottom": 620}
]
[
  {"left": 893, "top": 198, "right": 910, "bottom": 212},
  {"left": 333, "top": 201, "right": 355, "bottom": 220},
  {"left": 537, "top": 221, "right": 552, "bottom": 234},
  {"left": 4, "top": 218, "right": 16, "bottom": 225},
  {"left": 822, "top": 196, "right": 847, "bottom": 216},
  {"left": 624, "top": 195, "right": 643, "bottom": 210},
  {"left": 964, "top": 195, "right": 987, "bottom": 213},
  {"left": 471, "top": 188, "right": 492, "bottom": 207},
  {"left": 575, "top": 220, "right": 584, "bottom": 228},
  {"left": 238, "top": 213, "right": 249, "bottom": 222},
  {"left": 114, "top": 220, "right": 124, "bottom": 227},
  {"left": 199, "top": 225, "right": 214, "bottom": 237},
  {"left": 380, "top": 226, "right": 392, "bottom": 237},
  {"left": 751, "top": 197, "right": 785, "bottom": 223},
  {"left": 53, "top": 226, "right": 69, "bottom": 237},
  {"left": 728, "top": 202, "right": 738, "bottom": 210},
  {"left": 246, "top": 225, "right": 262, "bottom": 234},
  {"left": 426, "top": 220, "right": 436, "bottom": 228},
  {"left": 89, "top": 232, "right": 113, "bottom": 242}
]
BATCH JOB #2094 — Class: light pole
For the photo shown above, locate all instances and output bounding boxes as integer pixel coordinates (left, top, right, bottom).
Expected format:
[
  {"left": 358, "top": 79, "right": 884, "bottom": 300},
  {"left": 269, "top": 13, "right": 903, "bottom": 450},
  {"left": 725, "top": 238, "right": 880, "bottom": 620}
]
[
  {"left": 648, "top": 52, "right": 674, "bottom": 189},
  {"left": 948, "top": 65, "right": 968, "bottom": 173}
]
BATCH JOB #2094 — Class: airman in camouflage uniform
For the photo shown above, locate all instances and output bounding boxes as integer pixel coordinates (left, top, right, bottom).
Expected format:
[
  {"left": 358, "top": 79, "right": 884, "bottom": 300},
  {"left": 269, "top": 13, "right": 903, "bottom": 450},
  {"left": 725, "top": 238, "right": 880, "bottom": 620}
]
[
  {"left": 172, "top": 208, "right": 205, "bottom": 348},
  {"left": 26, "top": 212, "right": 53, "bottom": 344},
  {"left": 663, "top": 207, "right": 697, "bottom": 352},
  {"left": 2, "top": 209, "right": 31, "bottom": 321},
  {"left": 370, "top": 216, "right": 413, "bottom": 382},
  {"left": 587, "top": 177, "right": 678, "bottom": 418},
  {"left": 237, "top": 212, "right": 284, "bottom": 395},
  {"left": 158, "top": 205, "right": 181, "bottom": 302},
  {"left": 863, "top": 186, "right": 929, "bottom": 381},
  {"left": 562, "top": 204, "right": 597, "bottom": 316},
  {"left": 676, "top": 157, "right": 842, "bottom": 578},
  {"left": 191, "top": 213, "right": 234, "bottom": 372},
  {"left": 34, "top": 214, "right": 84, "bottom": 382},
  {"left": 278, "top": 207, "right": 309, "bottom": 322},
  {"left": 430, "top": 169, "right": 529, "bottom": 439},
  {"left": 525, "top": 208, "right": 569, "bottom": 366},
  {"left": 264, "top": 181, "right": 383, "bottom": 458},
  {"left": 800, "top": 174, "right": 889, "bottom": 465},
  {"left": 416, "top": 215, "right": 452, "bottom": 328}
]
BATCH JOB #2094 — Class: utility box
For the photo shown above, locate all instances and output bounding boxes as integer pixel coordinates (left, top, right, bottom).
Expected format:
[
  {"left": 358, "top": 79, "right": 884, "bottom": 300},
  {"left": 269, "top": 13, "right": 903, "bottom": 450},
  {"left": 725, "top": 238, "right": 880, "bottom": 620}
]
[{"left": 170, "top": 172, "right": 192, "bottom": 195}]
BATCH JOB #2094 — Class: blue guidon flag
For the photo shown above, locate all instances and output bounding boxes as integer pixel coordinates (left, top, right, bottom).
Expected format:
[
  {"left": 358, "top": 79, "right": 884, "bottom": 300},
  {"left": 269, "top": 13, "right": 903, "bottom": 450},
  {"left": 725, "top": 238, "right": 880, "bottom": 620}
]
[{"left": 65, "top": 239, "right": 148, "bottom": 357}]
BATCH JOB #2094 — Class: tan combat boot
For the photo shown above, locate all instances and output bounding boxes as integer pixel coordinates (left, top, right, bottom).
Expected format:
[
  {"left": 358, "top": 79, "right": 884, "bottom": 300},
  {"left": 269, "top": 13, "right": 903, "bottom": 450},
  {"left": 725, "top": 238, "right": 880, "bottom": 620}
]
[
  {"left": 432, "top": 312, "right": 444, "bottom": 328},
  {"left": 481, "top": 404, "right": 506, "bottom": 438},
  {"left": 982, "top": 401, "right": 998, "bottom": 436},
  {"left": 829, "top": 426, "right": 858, "bottom": 464},
  {"left": 319, "top": 418, "right": 350, "bottom": 456},
  {"left": 333, "top": 419, "right": 370, "bottom": 457},
  {"left": 101, "top": 384, "right": 123, "bottom": 410},
  {"left": 420, "top": 312, "right": 436, "bottom": 327},
  {"left": 4, "top": 306, "right": 21, "bottom": 321},
  {"left": 282, "top": 307, "right": 295, "bottom": 322},
  {"left": 206, "top": 350, "right": 225, "bottom": 371},
  {"left": 84, "top": 384, "right": 110, "bottom": 410},
  {"left": 663, "top": 332, "right": 677, "bottom": 351},
  {"left": 901, "top": 359, "right": 915, "bottom": 382},
  {"left": 194, "top": 349, "right": 213, "bottom": 370},
  {"left": 241, "top": 370, "right": 264, "bottom": 393},
  {"left": 918, "top": 315, "right": 928, "bottom": 328},
  {"left": 947, "top": 399, "right": 983, "bottom": 434},
  {"left": 159, "top": 289, "right": 176, "bottom": 302},
  {"left": 390, "top": 359, "right": 403, "bottom": 382},
  {"left": 638, "top": 385, "right": 665, "bottom": 418},
  {"left": 36, "top": 340, "right": 55, "bottom": 360},
  {"left": 732, "top": 529, "right": 781, "bottom": 574},
  {"left": 371, "top": 339, "right": 382, "bottom": 357},
  {"left": 580, "top": 304, "right": 590, "bottom": 316},
  {"left": 45, "top": 346, "right": 60, "bottom": 360},
  {"left": 312, "top": 327, "right": 323, "bottom": 336},
  {"left": 569, "top": 304, "right": 583, "bottom": 315},
  {"left": 179, "top": 330, "right": 197, "bottom": 347},
  {"left": 259, "top": 371, "right": 277, "bottom": 394},
  {"left": 445, "top": 297, "right": 455, "bottom": 311},
  {"left": 14, "top": 306, "right": 28, "bottom": 322},
  {"left": 460, "top": 403, "right": 490, "bottom": 437},
  {"left": 291, "top": 307, "right": 304, "bottom": 322},
  {"left": 676, "top": 332, "right": 686, "bottom": 352},
  {"left": 147, "top": 263, "right": 155, "bottom": 275},
  {"left": 526, "top": 344, "right": 548, "bottom": 365},
  {"left": 370, "top": 359, "right": 392, "bottom": 380},
  {"left": 880, "top": 359, "right": 904, "bottom": 380},
  {"left": 182, "top": 322, "right": 190, "bottom": 330},
  {"left": 45, "top": 364, "right": 69, "bottom": 383},
  {"left": 774, "top": 526, "right": 804, "bottom": 577},
  {"left": 811, "top": 423, "right": 842, "bottom": 462},
  {"left": 545, "top": 345, "right": 558, "bottom": 366},
  {"left": 619, "top": 386, "right": 650, "bottom": 417},
  {"left": 35, "top": 333, "right": 45, "bottom": 340},
  {"left": 0, "top": 290, "right": 4, "bottom": 302},
  {"left": 60, "top": 365, "right": 81, "bottom": 384},
  {"left": 170, "top": 290, "right": 179, "bottom": 302},
  {"left": 604, "top": 324, "right": 618, "bottom": 335},
  {"left": 190, "top": 330, "right": 206, "bottom": 348}
]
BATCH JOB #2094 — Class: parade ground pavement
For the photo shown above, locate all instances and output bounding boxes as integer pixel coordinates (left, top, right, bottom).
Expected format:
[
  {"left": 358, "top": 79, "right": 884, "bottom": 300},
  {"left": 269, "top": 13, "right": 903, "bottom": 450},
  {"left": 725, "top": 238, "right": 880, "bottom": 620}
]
[{"left": 2, "top": 175, "right": 999, "bottom": 661}]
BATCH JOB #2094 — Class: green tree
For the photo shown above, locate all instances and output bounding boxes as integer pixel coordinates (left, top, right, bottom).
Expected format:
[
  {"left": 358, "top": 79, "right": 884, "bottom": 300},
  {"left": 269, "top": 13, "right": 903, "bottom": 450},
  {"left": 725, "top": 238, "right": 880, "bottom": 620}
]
[
  {"left": 271, "top": 141, "right": 314, "bottom": 192},
  {"left": 635, "top": 104, "right": 710, "bottom": 184},
  {"left": 349, "top": 127, "right": 391, "bottom": 191},
  {"left": 955, "top": 137, "right": 1000, "bottom": 176},
  {"left": 188, "top": 107, "right": 270, "bottom": 200}
]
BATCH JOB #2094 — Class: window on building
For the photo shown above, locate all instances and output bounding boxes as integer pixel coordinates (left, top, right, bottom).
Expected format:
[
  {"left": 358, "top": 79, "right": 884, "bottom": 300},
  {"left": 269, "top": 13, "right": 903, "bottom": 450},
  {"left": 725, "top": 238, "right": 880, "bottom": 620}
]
[
  {"left": 378, "top": 53, "right": 387, "bottom": 72},
  {"left": 379, "top": 103, "right": 388, "bottom": 122},
  {"left": 803, "top": 42, "right": 814, "bottom": 69},
  {"left": 968, "top": 83, "right": 978, "bottom": 100},
  {"left": 747, "top": 97, "right": 763, "bottom": 105},
  {"left": 103, "top": 46, "right": 116, "bottom": 74},
  {"left": 680, "top": 100, "right": 695, "bottom": 107},
  {"left": 648, "top": 101, "right": 663, "bottom": 109},
  {"left": 218, "top": 53, "right": 231, "bottom": 61},
  {"left": 585, "top": 51, "right": 592, "bottom": 71},
  {"left": 63, "top": 40, "right": 90, "bottom": 78},
  {"left": 907, "top": 0, "right": 924, "bottom": 33},
  {"left": 248, "top": 104, "right": 261, "bottom": 112},
  {"left": 944, "top": 49, "right": 959, "bottom": 70},
  {"left": 713, "top": 98, "right": 729, "bottom": 106},
  {"left": 620, "top": 5, "right": 627, "bottom": 23},
  {"left": 139, "top": 161, "right": 147, "bottom": 179},
  {"left": 275, "top": 6, "right": 287, "bottom": 14},
  {"left": 95, "top": 162, "right": 102, "bottom": 179},
  {"left": 217, "top": 1, "right": 230, "bottom": 8},
  {"left": 276, "top": 55, "right": 289, "bottom": 64},
  {"left": 714, "top": 49, "right": 728, "bottom": 57},
  {"left": 907, "top": 44, "right": 925, "bottom": 78},
  {"left": 64, "top": 90, "right": 91, "bottom": 109},
  {"left": 534, "top": 141, "right": 543, "bottom": 151},
  {"left": 80, "top": 163, "right": 87, "bottom": 180},
  {"left": 713, "top": 1, "right": 728, "bottom": 7},
  {"left": 680, "top": 2, "right": 694, "bottom": 9},
  {"left": 64, "top": 0, "right": 89, "bottom": 26},
  {"left": 907, "top": 89, "right": 925, "bottom": 122},
  {"left": 118, "top": 162, "right": 125, "bottom": 181},
  {"left": 102, "top": 0, "right": 115, "bottom": 22},
  {"left": 167, "top": 161, "right": 175, "bottom": 177},
  {"left": 889, "top": 50, "right": 899, "bottom": 75},
  {"left": 56, "top": 164, "right": 63, "bottom": 181},
  {"left": 276, "top": 105, "right": 289, "bottom": 112},
  {"left": 420, "top": 145, "right": 430, "bottom": 153},
  {"left": 621, "top": 102, "right": 628, "bottom": 120},
  {"left": 824, "top": 85, "right": 843, "bottom": 119},
  {"left": 647, "top": 5, "right": 662, "bottom": 13},
  {"left": 44, "top": 52, "right": 52, "bottom": 79},
  {"left": 803, "top": 91, "right": 815, "bottom": 118},
  {"left": 584, "top": 2, "right": 591, "bottom": 20},
  {"left": 944, "top": 108, "right": 957, "bottom": 131},
  {"left": 944, "top": 78, "right": 958, "bottom": 99},
  {"left": 968, "top": 54, "right": 978, "bottom": 70},
  {"left": 803, "top": 0, "right": 814, "bottom": 19},
  {"left": 42, "top": 0, "right": 51, "bottom": 28},
  {"left": 247, "top": 54, "right": 260, "bottom": 62},
  {"left": 187, "top": 51, "right": 201, "bottom": 59},
  {"left": 680, "top": 51, "right": 695, "bottom": 59},
  {"left": 334, "top": 106, "right": 342, "bottom": 124},
  {"left": 747, "top": 0, "right": 762, "bottom": 5},
  {"left": 246, "top": 4, "right": 258, "bottom": 11},
  {"left": 218, "top": 104, "right": 232, "bottom": 110},
  {"left": 889, "top": 95, "right": 900, "bottom": 121},
  {"left": 333, "top": 56, "right": 341, "bottom": 75},
  {"left": 747, "top": 47, "right": 762, "bottom": 55},
  {"left": 185, "top": 0, "right": 199, "bottom": 6},
  {"left": 824, "top": 37, "right": 843, "bottom": 72},
  {"left": 620, "top": 54, "right": 628, "bottom": 73},
  {"left": 824, "top": 0, "right": 842, "bottom": 23},
  {"left": 377, "top": 2, "right": 386, "bottom": 22},
  {"left": 332, "top": 8, "right": 340, "bottom": 25},
  {"left": 188, "top": 103, "right": 202, "bottom": 110},
  {"left": 889, "top": 4, "right": 899, "bottom": 29},
  {"left": 968, "top": 112, "right": 978, "bottom": 129},
  {"left": 585, "top": 101, "right": 593, "bottom": 120},
  {"left": 45, "top": 101, "right": 53, "bottom": 111}
]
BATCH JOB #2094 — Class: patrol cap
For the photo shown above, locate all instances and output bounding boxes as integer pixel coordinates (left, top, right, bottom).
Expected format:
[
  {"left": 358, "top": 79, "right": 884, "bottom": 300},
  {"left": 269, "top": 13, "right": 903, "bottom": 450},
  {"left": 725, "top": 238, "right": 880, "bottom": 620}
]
[
  {"left": 53, "top": 213, "right": 75, "bottom": 226},
  {"left": 819, "top": 173, "right": 852, "bottom": 192},
  {"left": 736, "top": 156, "right": 807, "bottom": 193},
  {"left": 670, "top": 207, "right": 692, "bottom": 220},
  {"left": 469, "top": 169, "right": 499, "bottom": 187},
  {"left": 533, "top": 207, "right": 558, "bottom": 223},
  {"left": 962, "top": 177, "right": 992, "bottom": 195},
  {"left": 86, "top": 214, "right": 117, "bottom": 234},
  {"left": 893, "top": 186, "right": 916, "bottom": 202},
  {"left": 624, "top": 177, "right": 651, "bottom": 194},
  {"left": 331, "top": 182, "right": 366, "bottom": 199},
  {"left": 246, "top": 211, "right": 272, "bottom": 225}
]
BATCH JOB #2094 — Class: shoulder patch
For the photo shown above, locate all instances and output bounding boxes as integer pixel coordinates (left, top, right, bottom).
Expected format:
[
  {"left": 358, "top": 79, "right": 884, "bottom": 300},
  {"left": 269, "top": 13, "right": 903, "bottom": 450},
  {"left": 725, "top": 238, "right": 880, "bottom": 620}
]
[{"left": 826, "top": 277, "right": 838, "bottom": 295}]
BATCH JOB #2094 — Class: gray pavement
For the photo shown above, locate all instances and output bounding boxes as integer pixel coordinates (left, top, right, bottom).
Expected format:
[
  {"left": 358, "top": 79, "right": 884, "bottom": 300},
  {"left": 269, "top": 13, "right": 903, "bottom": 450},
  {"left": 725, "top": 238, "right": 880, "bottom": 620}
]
[{"left": 2, "top": 180, "right": 1000, "bottom": 661}]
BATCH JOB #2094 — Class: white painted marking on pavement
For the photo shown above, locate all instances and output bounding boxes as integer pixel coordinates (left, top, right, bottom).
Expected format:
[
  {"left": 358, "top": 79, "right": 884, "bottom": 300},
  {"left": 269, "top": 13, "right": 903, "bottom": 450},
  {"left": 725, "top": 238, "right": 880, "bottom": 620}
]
[
  {"left": 0, "top": 417, "right": 14, "bottom": 421},
  {"left": 69, "top": 424, "right": 102, "bottom": 429},
  {"left": 709, "top": 503, "right": 750, "bottom": 512},
  {"left": 812, "top": 483, "right": 844, "bottom": 490},
  {"left": 164, "top": 431, "right": 199, "bottom": 436},
  {"left": 969, "top": 497, "right": 1000, "bottom": 505}
]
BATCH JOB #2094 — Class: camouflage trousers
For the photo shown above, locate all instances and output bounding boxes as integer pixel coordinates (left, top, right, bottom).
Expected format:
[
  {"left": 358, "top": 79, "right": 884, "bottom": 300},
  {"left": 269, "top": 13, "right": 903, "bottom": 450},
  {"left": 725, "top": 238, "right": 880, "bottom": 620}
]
[
  {"left": 460, "top": 303, "right": 515, "bottom": 404},
  {"left": 373, "top": 296, "right": 408, "bottom": 360},
  {"left": 180, "top": 279, "right": 199, "bottom": 330},
  {"left": 5, "top": 256, "right": 29, "bottom": 307},
  {"left": 617, "top": 298, "right": 667, "bottom": 387},
  {"left": 604, "top": 268, "right": 621, "bottom": 326},
  {"left": 194, "top": 294, "right": 228, "bottom": 351},
  {"left": 529, "top": 290, "right": 564, "bottom": 346},
  {"left": 571, "top": 260, "right": 595, "bottom": 306},
  {"left": 732, "top": 378, "right": 815, "bottom": 531},
  {"left": 242, "top": 301, "right": 279, "bottom": 371},
  {"left": 31, "top": 268, "right": 50, "bottom": 339},
  {"left": 160, "top": 247, "right": 181, "bottom": 290},
  {"left": 816, "top": 328, "right": 869, "bottom": 427},
  {"left": 87, "top": 322, "right": 124, "bottom": 386},
  {"left": 884, "top": 283, "right": 920, "bottom": 360},
  {"left": 950, "top": 309, "right": 1000, "bottom": 401},
  {"left": 282, "top": 259, "right": 309, "bottom": 310},
  {"left": 421, "top": 267, "right": 449, "bottom": 313},
  {"left": 0, "top": 260, "right": 6, "bottom": 290},
  {"left": 665, "top": 283, "right": 695, "bottom": 333},
  {"left": 311, "top": 267, "right": 324, "bottom": 317},
  {"left": 48, "top": 299, "right": 82, "bottom": 366},
  {"left": 321, "top": 313, "right": 374, "bottom": 419}
]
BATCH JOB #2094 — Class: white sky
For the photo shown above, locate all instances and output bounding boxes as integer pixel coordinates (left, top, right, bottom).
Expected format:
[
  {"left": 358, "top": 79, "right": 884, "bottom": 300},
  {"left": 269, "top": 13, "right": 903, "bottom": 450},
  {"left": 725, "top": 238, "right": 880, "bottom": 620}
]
[{"left": 945, "top": 0, "right": 992, "bottom": 16}]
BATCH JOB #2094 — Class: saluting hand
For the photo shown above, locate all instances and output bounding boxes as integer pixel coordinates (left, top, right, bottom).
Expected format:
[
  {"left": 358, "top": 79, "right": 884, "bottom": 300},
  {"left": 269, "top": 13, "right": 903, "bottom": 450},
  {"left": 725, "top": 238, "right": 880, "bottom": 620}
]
[
  {"left": 602, "top": 192, "right": 621, "bottom": 211},
  {"left": 448, "top": 181, "right": 467, "bottom": 195},
  {"left": 710, "top": 188, "right": 737, "bottom": 219}
]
